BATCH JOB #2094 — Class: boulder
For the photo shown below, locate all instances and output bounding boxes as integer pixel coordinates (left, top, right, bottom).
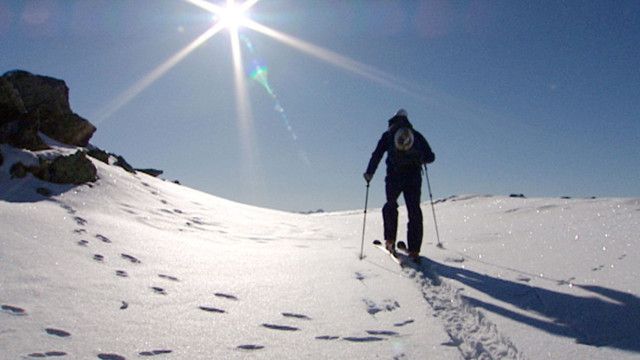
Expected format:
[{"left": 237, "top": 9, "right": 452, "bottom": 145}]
[
  {"left": 1, "top": 70, "right": 96, "bottom": 147},
  {"left": 114, "top": 155, "right": 136, "bottom": 174},
  {"left": 87, "top": 148, "right": 110, "bottom": 164},
  {"left": 36, "top": 150, "right": 97, "bottom": 184},
  {"left": 10, "top": 150, "right": 97, "bottom": 184}
]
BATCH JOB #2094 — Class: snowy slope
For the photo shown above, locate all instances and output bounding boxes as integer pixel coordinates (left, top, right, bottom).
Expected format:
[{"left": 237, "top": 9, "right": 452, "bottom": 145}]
[{"left": 1, "top": 143, "right": 639, "bottom": 359}]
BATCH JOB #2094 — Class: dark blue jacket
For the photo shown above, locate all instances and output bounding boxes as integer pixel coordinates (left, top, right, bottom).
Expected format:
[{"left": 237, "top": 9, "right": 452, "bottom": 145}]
[{"left": 366, "top": 116, "right": 435, "bottom": 176}]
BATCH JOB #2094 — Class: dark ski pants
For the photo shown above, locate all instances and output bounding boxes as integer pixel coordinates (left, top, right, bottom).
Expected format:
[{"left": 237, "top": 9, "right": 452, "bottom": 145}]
[{"left": 382, "top": 170, "right": 423, "bottom": 253}]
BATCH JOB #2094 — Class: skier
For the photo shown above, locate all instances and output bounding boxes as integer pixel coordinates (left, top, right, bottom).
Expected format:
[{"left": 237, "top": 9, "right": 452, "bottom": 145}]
[{"left": 364, "top": 109, "right": 435, "bottom": 262}]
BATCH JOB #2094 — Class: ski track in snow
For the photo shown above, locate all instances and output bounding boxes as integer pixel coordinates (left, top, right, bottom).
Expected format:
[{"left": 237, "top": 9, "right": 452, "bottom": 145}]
[{"left": 404, "top": 262, "right": 524, "bottom": 359}]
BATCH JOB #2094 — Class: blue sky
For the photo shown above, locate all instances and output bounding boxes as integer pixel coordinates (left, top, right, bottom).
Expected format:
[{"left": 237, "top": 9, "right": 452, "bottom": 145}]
[{"left": 1, "top": 0, "right": 638, "bottom": 211}]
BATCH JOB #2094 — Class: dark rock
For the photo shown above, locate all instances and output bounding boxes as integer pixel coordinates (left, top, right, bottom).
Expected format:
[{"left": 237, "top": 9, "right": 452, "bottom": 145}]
[
  {"left": 114, "top": 155, "right": 136, "bottom": 174},
  {"left": 300, "top": 209, "right": 325, "bottom": 214},
  {"left": 87, "top": 148, "right": 110, "bottom": 164},
  {"left": 509, "top": 194, "right": 526, "bottom": 198},
  {"left": 9, "top": 151, "right": 97, "bottom": 185},
  {"left": 0, "top": 77, "right": 26, "bottom": 121},
  {"left": 136, "top": 168, "right": 163, "bottom": 177},
  {"left": 1, "top": 70, "right": 96, "bottom": 147},
  {"left": 37, "top": 151, "right": 97, "bottom": 184},
  {"left": 0, "top": 119, "right": 48, "bottom": 150},
  {"left": 0, "top": 76, "right": 46, "bottom": 150}
]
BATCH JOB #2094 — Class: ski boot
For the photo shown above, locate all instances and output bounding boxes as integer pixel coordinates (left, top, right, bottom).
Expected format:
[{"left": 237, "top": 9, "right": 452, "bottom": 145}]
[
  {"left": 408, "top": 251, "right": 421, "bottom": 264},
  {"left": 385, "top": 239, "right": 397, "bottom": 256}
]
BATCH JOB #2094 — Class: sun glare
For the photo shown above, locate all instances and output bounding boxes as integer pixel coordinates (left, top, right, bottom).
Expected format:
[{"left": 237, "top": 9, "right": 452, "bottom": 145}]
[{"left": 216, "top": 2, "right": 248, "bottom": 30}]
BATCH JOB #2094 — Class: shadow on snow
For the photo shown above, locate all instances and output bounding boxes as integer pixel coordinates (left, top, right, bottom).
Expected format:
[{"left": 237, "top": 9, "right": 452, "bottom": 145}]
[
  {"left": 430, "top": 259, "right": 640, "bottom": 353},
  {"left": 0, "top": 177, "right": 77, "bottom": 203}
]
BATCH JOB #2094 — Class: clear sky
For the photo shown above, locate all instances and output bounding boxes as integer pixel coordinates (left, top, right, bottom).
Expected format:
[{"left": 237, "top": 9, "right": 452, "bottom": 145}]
[{"left": 1, "top": 0, "right": 639, "bottom": 212}]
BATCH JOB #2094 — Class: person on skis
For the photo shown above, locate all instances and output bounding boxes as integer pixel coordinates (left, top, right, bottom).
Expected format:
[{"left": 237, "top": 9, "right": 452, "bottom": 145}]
[{"left": 363, "top": 109, "right": 435, "bottom": 262}]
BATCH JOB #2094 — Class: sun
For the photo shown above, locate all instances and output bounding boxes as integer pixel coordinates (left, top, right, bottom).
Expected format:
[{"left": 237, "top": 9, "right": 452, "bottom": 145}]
[{"left": 216, "top": 1, "right": 249, "bottom": 30}]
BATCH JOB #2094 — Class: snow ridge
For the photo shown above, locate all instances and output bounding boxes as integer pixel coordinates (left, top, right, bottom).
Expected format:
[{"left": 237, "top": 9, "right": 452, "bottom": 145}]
[{"left": 405, "top": 266, "right": 524, "bottom": 360}]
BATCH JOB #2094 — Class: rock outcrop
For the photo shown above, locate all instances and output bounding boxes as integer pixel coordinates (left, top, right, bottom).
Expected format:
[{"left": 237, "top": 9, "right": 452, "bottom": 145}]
[
  {"left": 10, "top": 150, "right": 97, "bottom": 185},
  {"left": 1, "top": 70, "right": 162, "bottom": 187},
  {"left": 0, "top": 70, "right": 96, "bottom": 148}
]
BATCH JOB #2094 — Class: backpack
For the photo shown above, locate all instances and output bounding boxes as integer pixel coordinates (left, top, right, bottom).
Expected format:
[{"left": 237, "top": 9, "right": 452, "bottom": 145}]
[{"left": 392, "top": 127, "right": 422, "bottom": 170}]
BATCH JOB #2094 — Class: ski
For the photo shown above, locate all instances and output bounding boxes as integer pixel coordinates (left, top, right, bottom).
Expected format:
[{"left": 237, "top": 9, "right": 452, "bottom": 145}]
[
  {"left": 372, "top": 240, "right": 401, "bottom": 265},
  {"left": 372, "top": 240, "right": 441, "bottom": 285}
]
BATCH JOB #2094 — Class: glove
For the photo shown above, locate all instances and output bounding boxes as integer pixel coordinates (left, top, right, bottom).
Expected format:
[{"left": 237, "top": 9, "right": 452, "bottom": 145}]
[{"left": 363, "top": 173, "right": 373, "bottom": 183}]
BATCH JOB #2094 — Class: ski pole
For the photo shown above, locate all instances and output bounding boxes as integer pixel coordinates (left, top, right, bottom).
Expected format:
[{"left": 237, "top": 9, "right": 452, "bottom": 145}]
[
  {"left": 424, "top": 165, "right": 443, "bottom": 249},
  {"left": 359, "top": 181, "right": 370, "bottom": 260}
]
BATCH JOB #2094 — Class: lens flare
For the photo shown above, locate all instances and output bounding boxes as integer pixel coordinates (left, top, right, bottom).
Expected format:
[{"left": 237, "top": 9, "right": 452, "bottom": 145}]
[
  {"left": 245, "top": 20, "right": 414, "bottom": 96},
  {"left": 94, "top": 22, "right": 225, "bottom": 123}
]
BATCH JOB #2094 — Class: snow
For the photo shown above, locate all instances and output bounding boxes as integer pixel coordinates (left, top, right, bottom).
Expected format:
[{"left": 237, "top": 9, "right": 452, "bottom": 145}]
[{"left": 1, "top": 143, "right": 638, "bottom": 359}]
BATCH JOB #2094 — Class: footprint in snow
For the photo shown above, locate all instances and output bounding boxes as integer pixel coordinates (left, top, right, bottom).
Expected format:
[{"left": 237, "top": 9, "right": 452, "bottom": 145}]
[
  {"left": 516, "top": 275, "right": 531, "bottom": 283},
  {"left": 363, "top": 299, "right": 400, "bottom": 315},
  {"left": 237, "top": 344, "right": 264, "bottom": 351},
  {"left": 97, "top": 354, "right": 126, "bottom": 360},
  {"left": 74, "top": 216, "right": 88, "bottom": 226},
  {"left": 2, "top": 304, "right": 27, "bottom": 316},
  {"left": 93, "top": 254, "right": 104, "bottom": 262},
  {"left": 282, "top": 312, "right": 312, "bottom": 320},
  {"left": 342, "top": 336, "right": 385, "bottom": 342},
  {"left": 45, "top": 328, "right": 71, "bottom": 337},
  {"left": 199, "top": 306, "right": 225, "bottom": 314},
  {"left": 115, "top": 270, "right": 128, "bottom": 278},
  {"left": 214, "top": 293, "right": 238, "bottom": 301},
  {"left": 95, "top": 234, "right": 111, "bottom": 243},
  {"left": 315, "top": 335, "right": 340, "bottom": 341},
  {"left": 121, "top": 254, "right": 141, "bottom": 264},
  {"left": 59, "top": 204, "right": 76, "bottom": 215},
  {"left": 73, "top": 229, "right": 87, "bottom": 234},
  {"left": 77, "top": 240, "right": 89, "bottom": 247},
  {"left": 151, "top": 287, "right": 167, "bottom": 295},
  {"left": 366, "top": 330, "right": 398, "bottom": 336},
  {"left": 393, "top": 319, "right": 414, "bottom": 327},
  {"left": 444, "top": 256, "right": 465, "bottom": 263},
  {"left": 592, "top": 265, "right": 605, "bottom": 271},
  {"left": 27, "top": 351, "right": 67, "bottom": 358},
  {"left": 261, "top": 323, "right": 299, "bottom": 331},
  {"left": 557, "top": 277, "right": 576, "bottom": 286},
  {"left": 138, "top": 349, "right": 172, "bottom": 356},
  {"left": 120, "top": 301, "right": 129, "bottom": 310},
  {"left": 158, "top": 274, "right": 179, "bottom": 282},
  {"left": 355, "top": 272, "right": 366, "bottom": 281}
]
